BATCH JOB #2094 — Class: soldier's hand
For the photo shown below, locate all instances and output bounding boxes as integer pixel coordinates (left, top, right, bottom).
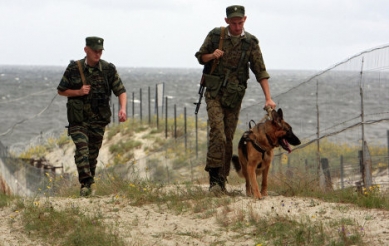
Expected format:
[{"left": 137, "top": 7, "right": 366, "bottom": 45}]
[
  {"left": 265, "top": 99, "right": 276, "bottom": 110},
  {"left": 118, "top": 109, "right": 127, "bottom": 122},
  {"left": 79, "top": 85, "right": 91, "bottom": 96},
  {"left": 213, "top": 49, "right": 224, "bottom": 59}
]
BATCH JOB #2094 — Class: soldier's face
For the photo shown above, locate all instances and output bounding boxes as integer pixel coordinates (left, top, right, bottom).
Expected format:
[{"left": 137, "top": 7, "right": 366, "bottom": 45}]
[
  {"left": 225, "top": 16, "right": 246, "bottom": 36},
  {"left": 84, "top": 47, "right": 103, "bottom": 66}
]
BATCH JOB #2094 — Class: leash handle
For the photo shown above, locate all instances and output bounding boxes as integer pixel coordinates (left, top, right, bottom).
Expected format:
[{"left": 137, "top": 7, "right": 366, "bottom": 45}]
[{"left": 263, "top": 106, "right": 274, "bottom": 120}]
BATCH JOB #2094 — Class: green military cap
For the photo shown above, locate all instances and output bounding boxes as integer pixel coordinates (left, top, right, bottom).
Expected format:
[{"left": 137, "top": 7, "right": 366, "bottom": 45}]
[
  {"left": 85, "top": 36, "right": 104, "bottom": 50},
  {"left": 226, "top": 5, "right": 245, "bottom": 18}
]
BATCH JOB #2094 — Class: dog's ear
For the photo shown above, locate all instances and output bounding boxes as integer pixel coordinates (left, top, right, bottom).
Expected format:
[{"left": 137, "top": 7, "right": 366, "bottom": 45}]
[
  {"left": 271, "top": 110, "right": 278, "bottom": 120},
  {"left": 277, "top": 108, "right": 283, "bottom": 119},
  {"left": 272, "top": 109, "right": 282, "bottom": 126}
]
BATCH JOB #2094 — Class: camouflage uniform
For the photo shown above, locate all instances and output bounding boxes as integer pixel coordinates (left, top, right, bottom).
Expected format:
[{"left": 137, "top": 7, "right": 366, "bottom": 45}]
[
  {"left": 195, "top": 26, "right": 270, "bottom": 184},
  {"left": 57, "top": 58, "right": 126, "bottom": 187}
]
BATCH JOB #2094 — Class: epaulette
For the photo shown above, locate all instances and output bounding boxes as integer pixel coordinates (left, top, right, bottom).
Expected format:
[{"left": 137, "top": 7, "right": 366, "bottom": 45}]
[
  {"left": 241, "top": 31, "right": 259, "bottom": 51},
  {"left": 99, "top": 59, "right": 116, "bottom": 72},
  {"left": 244, "top": 31, "right": 258, "bottom": 44},
  {"left": 109, "top": 62, "right": 116, "bottom": 69}
]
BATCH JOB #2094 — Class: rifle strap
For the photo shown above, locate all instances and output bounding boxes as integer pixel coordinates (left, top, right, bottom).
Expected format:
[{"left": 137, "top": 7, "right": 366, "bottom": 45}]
[
  {"left": 76, "top": 60, "right": 87, "bottom": 85},
  {"left": 210, "top": 26, "right": 225, "bottom": 75}
]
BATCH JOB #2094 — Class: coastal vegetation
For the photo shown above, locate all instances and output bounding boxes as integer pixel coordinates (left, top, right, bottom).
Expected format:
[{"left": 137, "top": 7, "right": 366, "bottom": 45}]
[{"left": 1, "top": 118, "right": 389, "bottom": 245}]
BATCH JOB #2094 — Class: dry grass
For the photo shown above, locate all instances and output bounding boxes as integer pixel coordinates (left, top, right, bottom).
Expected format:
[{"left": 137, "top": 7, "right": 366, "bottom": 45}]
[{"left": 2, "top": 118, "right": 389, "bottom": 245}]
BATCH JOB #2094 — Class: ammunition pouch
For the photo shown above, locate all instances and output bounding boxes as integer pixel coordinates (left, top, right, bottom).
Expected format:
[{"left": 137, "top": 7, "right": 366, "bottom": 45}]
[
  {"left": 203, "top": 74, "right": 223, "bottom": 98},
  {"left": 221, "top": 82, "right": 246, "bottom": 109},
  {"left": 91, "top": 93, "right": 111, "bottom": 123},
  {"left": 98, "top": 105, "right": 111, "bottom": 123},
  {"left": 67, "top": 99, "right": 84, "bottom": 124}
]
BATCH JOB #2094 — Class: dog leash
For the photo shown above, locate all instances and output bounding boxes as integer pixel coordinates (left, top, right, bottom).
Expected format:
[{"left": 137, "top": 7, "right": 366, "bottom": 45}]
[
  {"left": 248, "top": 106, "right": 274, "bottom": 129},
  {"left": 254, "top": 106, "right": 274, "bottom": 125}
]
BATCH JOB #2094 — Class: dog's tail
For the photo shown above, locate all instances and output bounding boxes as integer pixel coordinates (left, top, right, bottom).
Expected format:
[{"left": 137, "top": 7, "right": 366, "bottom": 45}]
[{"left": 231, "top": 155, "right": 244, "bottom": 177}]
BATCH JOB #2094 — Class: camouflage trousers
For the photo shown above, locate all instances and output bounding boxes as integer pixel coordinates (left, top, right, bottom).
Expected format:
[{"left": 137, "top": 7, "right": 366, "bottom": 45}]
[
  {"left": 205, "top": 91, "right": 241, "bottom": 178},
  {"left": 68, "top": 122, "right": 106, "bottom": 185}
]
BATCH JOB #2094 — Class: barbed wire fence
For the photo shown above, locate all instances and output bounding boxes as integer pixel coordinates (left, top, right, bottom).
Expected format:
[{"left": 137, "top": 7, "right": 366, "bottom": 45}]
[
  {"left": 1, "top": 44, "right": 389, "bottom": 196},
  {"left": 240, "top": 44, "right": 389, "bottom": 191},
  {"left": 117, "top": 44, "right": 389, "bottom": 192}
]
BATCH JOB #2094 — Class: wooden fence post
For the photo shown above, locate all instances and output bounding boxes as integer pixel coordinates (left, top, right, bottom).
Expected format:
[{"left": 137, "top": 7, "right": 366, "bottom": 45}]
[
  {"left": 340, "top": 155, "right": 344, "bottom": 189},
  {"left": 321, "top": 158, "right": 333, "bottom": 191}
]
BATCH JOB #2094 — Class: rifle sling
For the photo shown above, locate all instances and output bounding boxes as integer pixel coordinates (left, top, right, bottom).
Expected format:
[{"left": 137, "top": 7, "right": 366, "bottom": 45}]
[
  {"left": 76, "top": 60, "right": 87, "bottom": 85},
  {"left": 210, "top": 26, "right": 225, "bottom": 75}
]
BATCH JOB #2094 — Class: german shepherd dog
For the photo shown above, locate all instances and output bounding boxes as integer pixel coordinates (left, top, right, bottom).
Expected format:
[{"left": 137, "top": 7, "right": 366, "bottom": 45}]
[{"left": 231, "top": 108, "right": 301, "bottom": 199}]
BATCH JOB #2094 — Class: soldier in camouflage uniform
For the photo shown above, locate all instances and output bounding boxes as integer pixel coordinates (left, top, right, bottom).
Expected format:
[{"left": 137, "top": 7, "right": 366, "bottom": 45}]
[
  {"left": 57, "top": 36, "right": 127, "bottom": 196},
  {"left": 195, "top": 5, "right": 276, "bottom": 192}
]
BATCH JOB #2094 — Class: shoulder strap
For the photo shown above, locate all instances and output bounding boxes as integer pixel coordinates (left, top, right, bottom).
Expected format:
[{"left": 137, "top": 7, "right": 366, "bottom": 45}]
[
  {"left": 99, "top": 59, "right": 112, "bottom": 96},
  {"left": 242, "top": 31, "right": 252, "bottom": 51},
  {"left": 210, "top": 26, "right": 225, "bottom": 75},
  {"left": 76, "top": 60, "right": 86, "bottom": 85},
  {"left": 235, "top": 32, "right": 252, "bottom": 81},
  {"left": 99, "top": 59, "right": 110, "bottom": 70}
]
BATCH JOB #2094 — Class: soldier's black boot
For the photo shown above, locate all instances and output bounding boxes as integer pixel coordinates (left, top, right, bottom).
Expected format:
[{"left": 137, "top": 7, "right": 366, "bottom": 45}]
[
  {"left": 80, "top": 178, "right": 94, "bottom": 197},
  {"left": 209, "top": 168, "right": 227, "bottom": 193},
  {"left": 209, "top": 168, "right": 219, "bottom": 190}
]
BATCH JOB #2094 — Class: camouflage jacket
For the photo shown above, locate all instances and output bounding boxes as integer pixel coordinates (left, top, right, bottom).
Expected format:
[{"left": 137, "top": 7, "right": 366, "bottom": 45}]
[
  {"left": 57, "top": 58, "right": 126, "bottom": 122},
  {"left": 195, "top": 27, "right": 270, "bottom": 86}
]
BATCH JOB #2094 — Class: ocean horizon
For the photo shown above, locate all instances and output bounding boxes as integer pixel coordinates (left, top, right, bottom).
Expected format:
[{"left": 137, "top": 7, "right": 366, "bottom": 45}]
[{"left": 1, "top": 65, "right": 316, "bottom": 152}]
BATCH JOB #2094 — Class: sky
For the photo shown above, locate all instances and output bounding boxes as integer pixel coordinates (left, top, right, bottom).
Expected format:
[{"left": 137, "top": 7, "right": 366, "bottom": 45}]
[{"left": 0, "top": 0, "right": 388, "bottom": 70}]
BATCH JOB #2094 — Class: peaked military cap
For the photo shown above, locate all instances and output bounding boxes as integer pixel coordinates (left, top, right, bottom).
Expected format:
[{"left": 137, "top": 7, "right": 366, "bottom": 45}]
[
  {"left": 226, "top": 5, "right": 245, "bottom": 18},
  {"left": 86, "top": 36, "right": 104, "bottom": 50}
]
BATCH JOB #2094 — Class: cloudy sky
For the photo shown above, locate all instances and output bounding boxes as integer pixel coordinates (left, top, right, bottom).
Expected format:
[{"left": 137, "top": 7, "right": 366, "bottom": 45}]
[{"left": 0, "top": 0, "right": 388, "bottom": 70}]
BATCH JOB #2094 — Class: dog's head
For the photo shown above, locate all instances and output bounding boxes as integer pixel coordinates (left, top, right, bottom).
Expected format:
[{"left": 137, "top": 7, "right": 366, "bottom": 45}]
[{"left": 270, "top": 108, "right": 301, "bottom": 153}]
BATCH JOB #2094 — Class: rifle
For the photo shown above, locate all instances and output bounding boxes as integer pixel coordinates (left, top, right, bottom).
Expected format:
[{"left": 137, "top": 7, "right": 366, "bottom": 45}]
[
  {"left": 194, "top": 26, "right": 225, "bottom": 115},
  {"left": 194, "top": 75, "right": 205, "bottom": 115}
]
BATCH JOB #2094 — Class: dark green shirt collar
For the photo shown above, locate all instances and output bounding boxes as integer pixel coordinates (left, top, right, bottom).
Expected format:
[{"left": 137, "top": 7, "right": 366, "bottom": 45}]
[{"left": 83, "top": 57, "right": 103, "bottom": 72}]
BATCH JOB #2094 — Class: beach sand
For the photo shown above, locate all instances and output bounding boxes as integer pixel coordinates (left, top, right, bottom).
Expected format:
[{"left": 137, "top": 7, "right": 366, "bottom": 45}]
[{"left": 1, "top": 130, "right": 389, "bottom": 245}]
